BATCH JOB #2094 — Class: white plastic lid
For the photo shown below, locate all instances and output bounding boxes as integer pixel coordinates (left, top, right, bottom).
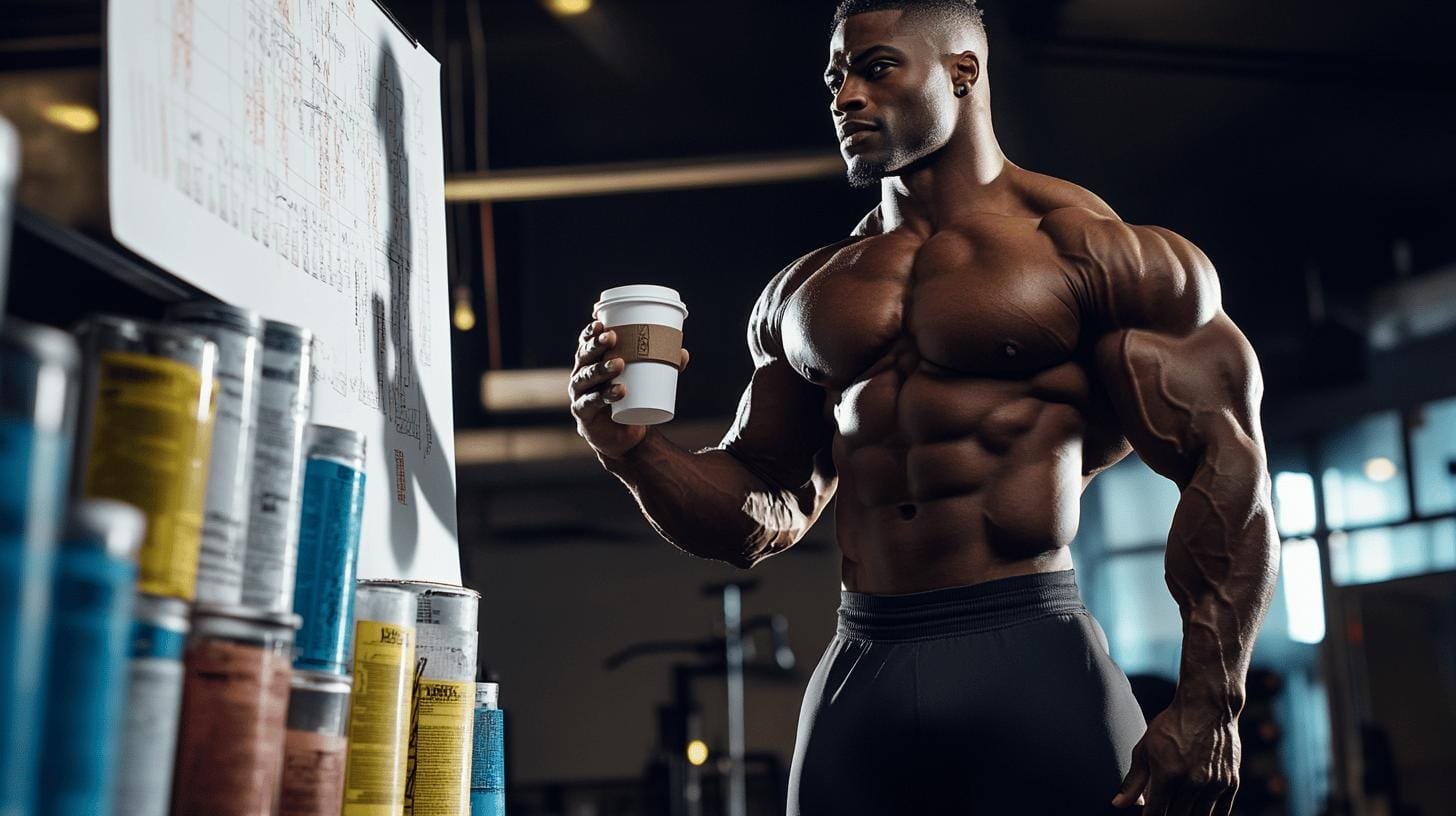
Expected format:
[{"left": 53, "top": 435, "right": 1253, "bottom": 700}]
[
  {"left": 0, "top": 116, "right": 17, "bottom": 188},
  {"left": 594, "top": 284, "right": 688, "bottom": 318}
]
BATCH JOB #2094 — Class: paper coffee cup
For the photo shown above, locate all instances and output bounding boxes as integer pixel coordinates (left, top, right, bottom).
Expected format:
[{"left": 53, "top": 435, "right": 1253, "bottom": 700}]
[{"left": 593, "top": 285, "right": 688, "bottom": 425}]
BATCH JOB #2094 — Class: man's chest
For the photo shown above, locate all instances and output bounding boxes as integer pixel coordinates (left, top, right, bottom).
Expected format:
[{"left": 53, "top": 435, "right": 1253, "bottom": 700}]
[{"left": 779, "top": 225, "right": 1085, "bottom": 387}]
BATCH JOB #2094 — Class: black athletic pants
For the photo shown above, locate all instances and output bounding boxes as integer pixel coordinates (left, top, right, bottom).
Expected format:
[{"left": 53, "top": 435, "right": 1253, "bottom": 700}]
[{"left": 788, "top": 570, "right": 1147, "bottom": 815}]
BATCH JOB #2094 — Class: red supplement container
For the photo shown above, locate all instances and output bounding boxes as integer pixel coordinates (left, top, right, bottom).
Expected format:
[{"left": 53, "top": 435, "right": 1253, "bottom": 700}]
[
  {"left": 171, "top": 605, "right": 300, "bottom": 816},
  {"left": 277, "top": 670, "right": 352, "bottom": 816}
]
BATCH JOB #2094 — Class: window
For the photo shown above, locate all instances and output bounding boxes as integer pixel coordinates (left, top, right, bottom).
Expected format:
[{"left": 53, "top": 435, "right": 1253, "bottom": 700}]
[
  {"left": 1281, "top": 538, "right": 1325, "bottom": 644},
  {"left": 1097, "top": 458, "right": 1180, "bottom": 550},
  {"left": 1274, "top": 472, "right": 1318, "bottom": 538},
  {"left": 1410, "top": 397, "right": 1456, "bottom": 517},
  {"left": 1328, "top": 520, "right": 1456, "bottom": 586},
  {"left": 1101, "top": 552, "right": 1183, "bottom": 677},
  {"left": 1320, "top": 412, "right": 1409, "bottom": 529}
]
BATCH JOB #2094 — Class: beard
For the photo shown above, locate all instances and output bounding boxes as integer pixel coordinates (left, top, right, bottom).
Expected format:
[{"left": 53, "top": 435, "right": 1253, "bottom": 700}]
[{"left": 845, "top": 156, "right": 888, "bottom": 189}]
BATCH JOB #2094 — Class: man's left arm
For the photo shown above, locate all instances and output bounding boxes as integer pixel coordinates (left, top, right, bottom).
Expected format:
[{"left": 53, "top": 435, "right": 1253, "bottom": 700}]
[{"left": 1084, "top": 223, "right": 1280, "bottom": 816}]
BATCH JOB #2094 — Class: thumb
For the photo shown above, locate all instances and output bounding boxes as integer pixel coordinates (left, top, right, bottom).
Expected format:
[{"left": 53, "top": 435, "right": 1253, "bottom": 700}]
[{"left": 1111, "top": 747, "right": 1150, "bottom": 808}]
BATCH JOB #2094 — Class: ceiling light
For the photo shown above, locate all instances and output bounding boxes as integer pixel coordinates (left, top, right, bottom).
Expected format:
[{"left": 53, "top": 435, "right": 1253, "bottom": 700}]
[
  {"left": 41, "top": 103, "right": 100, "bottom": 134},
  {"left": 1363, "top": 457, "right": 1397, "bottom": 483},
  {"left": 544, "top": 0, "right": 592, "bottom": 16},
  {"left": 685, "top": 739, "right": 709, "bottom": 767},
  {"left": 452, "top": 296, "right": 477, "bottom": 332}
]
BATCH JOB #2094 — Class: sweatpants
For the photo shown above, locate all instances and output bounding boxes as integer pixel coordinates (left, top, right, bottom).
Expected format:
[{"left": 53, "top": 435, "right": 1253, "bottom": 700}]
[{"left": 788, "top": 570, "right": 1147, "bottom": 815}]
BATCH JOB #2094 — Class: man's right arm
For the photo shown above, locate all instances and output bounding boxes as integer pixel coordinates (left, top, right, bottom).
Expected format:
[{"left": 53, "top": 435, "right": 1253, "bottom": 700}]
[{"left": 569, "top": 251, "right": 841, "bottom": 568}]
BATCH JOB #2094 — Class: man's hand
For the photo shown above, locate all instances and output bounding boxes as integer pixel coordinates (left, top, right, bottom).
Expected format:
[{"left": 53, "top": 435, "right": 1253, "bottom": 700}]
[
  {"left": 569, "top": 320, "right": 690, "bottom": 460},
  {"left": 1112, "top": 703, "right": 1240, "bottom": 815}
]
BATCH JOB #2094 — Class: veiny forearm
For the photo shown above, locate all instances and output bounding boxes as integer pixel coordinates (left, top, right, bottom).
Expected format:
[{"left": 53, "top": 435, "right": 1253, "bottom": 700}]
[
  {"left": 1166, "top": 436, "right": 1279, "bottom": 719},
  {"left": 600, "top": 429, "right": 812, "bottom": 568}
]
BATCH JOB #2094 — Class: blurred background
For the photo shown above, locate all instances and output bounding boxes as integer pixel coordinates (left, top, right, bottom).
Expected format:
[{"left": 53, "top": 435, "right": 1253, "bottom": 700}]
[{"left": 4, "top": 0, "right": 1456, "bottom": 814}]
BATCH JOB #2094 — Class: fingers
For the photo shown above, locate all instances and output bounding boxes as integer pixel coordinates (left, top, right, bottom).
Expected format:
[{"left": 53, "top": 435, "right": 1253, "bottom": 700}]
[
  {"left": 1140, "top": 779, "right": 1170, "bottom": 816},
  {"left": 574, "top": 322, "right": 618, "bottom": 368},
  {"left": 569, "top": 356, "right": 623, "bottom": 400},
  {"left": 1211, "top": 786, "right": 1237, "bottom": 816},
  {"left": 571, "top": 385, "right": 624, "bottom": 424},
  {"left": 1150, "top": 780, "right": 1224, "bottom": 816},
  {"left": 576, "top": 320, "right": 691, "bottom": 373},
  {"left": 1112, "top": 747, "right": 1150, "bottom": 809},
  {"left": 1192, "top": 782, "right": 1236, "bottom": 816}
]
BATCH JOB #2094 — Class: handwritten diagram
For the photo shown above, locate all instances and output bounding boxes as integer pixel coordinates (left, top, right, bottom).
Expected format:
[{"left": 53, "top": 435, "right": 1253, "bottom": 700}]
[{"left": 109, "top": 0, "right": 459, "bottom": 582}]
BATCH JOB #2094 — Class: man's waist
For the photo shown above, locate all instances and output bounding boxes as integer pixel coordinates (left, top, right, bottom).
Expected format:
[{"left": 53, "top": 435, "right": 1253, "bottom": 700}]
[{"left": 837, "top": 569, "right": 1085, "bottom": 642}]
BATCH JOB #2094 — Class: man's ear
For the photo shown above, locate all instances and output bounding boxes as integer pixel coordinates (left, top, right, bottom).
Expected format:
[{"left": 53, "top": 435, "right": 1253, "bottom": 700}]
[{"left": 950, "top": 50, "right": 980, "bottom": 89}]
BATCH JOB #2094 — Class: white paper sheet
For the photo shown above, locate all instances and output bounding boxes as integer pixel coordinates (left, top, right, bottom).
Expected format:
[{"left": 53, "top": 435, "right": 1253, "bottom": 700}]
[{"left": 107, "top": 0, "right": 459, "bottom": 583}]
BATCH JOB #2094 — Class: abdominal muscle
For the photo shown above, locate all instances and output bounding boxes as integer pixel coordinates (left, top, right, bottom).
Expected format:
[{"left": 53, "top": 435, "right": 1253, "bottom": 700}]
[{"left": 830, "top": 363, "right": 1094, "bottom": 595}]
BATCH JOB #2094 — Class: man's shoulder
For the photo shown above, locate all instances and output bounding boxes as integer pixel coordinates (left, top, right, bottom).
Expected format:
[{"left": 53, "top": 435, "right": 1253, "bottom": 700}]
[
  {"left": 758, "top": 237, "right": 863, "bottom": 311},
  {"left": 1015, "top": 169, "right": 1120, "bottom": 221},
  {"left": 746, "top": 237, "right": 863, "bottom": 359},
  {"left": 1038, "top": 206, "right": 1221, "bottom": 335}
]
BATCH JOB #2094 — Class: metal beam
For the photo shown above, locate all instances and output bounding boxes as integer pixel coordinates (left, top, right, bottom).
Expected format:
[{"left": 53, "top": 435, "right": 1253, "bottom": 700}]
[
  {"left": 1026, "top": 36, "right": 1456, "bottom": 91},
  {"left": 444, "top": 151, "right": 843, "bottom": 203}
]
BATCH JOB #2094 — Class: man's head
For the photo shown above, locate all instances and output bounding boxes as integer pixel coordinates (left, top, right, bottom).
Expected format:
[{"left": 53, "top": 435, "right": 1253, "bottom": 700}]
[{"left": 826, "top": 0, "right": 989, "bottom": 187}]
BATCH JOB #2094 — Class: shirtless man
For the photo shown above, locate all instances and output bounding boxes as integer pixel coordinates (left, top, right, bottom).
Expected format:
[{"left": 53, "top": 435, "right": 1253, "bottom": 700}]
[{"left": 569, "top": 1, "right": 1278, "bottom": 813}]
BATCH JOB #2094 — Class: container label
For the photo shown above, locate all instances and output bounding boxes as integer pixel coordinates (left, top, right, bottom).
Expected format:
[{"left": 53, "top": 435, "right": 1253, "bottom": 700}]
[
  {"left": 191, "top": 330, "right": 260, "bottom": 607},
  {"left": 343, "top": 620, "right": 415, "bottom": 816},
  {"left": 470, "top": 708, "right": 505, "bottom": 816},
  {"left": 112, "top": 658, "right": 184, "bottom": 816},
  {"left": 0, "top": 418, "right": 66, "bottom": 815},
  {"left": 40, "top": 550, "right": 136, "bottom": 812},
  {"left": 292, "top": 460, "right": 366, "bottom": 673},
  {"left": 415, "top": 625, "right": 476, "bottom": 682},
  {"left": 172, "top": 639, "right": 293, "bottom": 814},
  {"left": 404, "top": 679, "right": 474, "bottom": 816},
  {"left": 279, "top": 730, "right": 349, "bottom": 816},
  {"left": 130, "top": 620, "right": 187, "bottom": 661},
  {"left": 241, "top": 342, "right": 311, "bottom": 611},
  {"left": 84, "top": 351, "right": 214, "bottom": 601}
]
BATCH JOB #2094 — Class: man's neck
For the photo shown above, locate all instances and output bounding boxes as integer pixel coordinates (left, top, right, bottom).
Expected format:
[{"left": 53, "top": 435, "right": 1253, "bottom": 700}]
[{"left": 878, "top": 115, "right": 1010, "bottom": 234}]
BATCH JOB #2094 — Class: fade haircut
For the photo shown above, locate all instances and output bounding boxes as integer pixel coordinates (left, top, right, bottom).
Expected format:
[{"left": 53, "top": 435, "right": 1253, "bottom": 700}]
[{"left": 831, "top": 0, "right": 986, "bottom": 39}]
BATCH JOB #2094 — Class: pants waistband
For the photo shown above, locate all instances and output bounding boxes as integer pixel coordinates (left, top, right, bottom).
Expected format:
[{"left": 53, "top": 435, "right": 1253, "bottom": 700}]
[{"left": 837, "top": 570, "right": 1086, "bottom": 642}]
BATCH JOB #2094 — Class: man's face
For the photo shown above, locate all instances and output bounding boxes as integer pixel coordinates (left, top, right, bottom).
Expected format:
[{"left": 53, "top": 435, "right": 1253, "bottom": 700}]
[{"left": 826, "top": 10, "right": 959, "bottom": 188}]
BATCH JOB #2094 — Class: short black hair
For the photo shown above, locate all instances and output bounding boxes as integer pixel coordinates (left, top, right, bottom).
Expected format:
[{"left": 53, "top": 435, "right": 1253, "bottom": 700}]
[{"left": 831, "top": 0, "right": 986, "bottom": 36}]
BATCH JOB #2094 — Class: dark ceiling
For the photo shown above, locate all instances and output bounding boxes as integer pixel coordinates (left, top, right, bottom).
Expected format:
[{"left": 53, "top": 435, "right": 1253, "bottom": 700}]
[{"left": 3, "top": 0, "right": 1455, "bottom": 430}]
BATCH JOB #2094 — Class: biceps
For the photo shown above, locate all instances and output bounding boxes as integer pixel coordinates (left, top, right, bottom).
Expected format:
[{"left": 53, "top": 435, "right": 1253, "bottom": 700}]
[
  {"left": 1095, "top": 312, "right": 1265, "bottom": 486},
  {"left": 719, "top": 358, "right": 835, "bottom": 493}
]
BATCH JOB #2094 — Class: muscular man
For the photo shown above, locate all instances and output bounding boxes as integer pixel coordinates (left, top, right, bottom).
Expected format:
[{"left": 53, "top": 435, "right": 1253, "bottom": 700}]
[{"left": 569, "top": 1, "right": 1278, "bottom": 813}]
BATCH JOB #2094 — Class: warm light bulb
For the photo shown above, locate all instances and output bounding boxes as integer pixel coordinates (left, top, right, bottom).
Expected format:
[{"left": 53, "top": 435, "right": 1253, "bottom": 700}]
[
  {"left": 545, "top": 0, "right": 592, "bottom": 17},
  {"left": 685, "top": 739, "right": 709, "bottom": 767},
  {"left": 452, "top": 297, "right": 477, "bottom": 332},
  {"left": 1363, "top": 457, "right": 1397, "bottom": 483},
  {"left": 42, "top": 103, "right": 100, "bottom": 133}
]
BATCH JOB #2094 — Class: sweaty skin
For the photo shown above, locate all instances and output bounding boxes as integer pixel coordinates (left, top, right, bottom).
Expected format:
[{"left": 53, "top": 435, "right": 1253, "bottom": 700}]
[{"left": 569, "top": 8, "right": 1277, "bottom": 815}]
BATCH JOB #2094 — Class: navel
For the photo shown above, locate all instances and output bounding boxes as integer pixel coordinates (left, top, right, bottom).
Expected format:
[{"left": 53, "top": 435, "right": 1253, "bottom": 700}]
[{"left": 897, "top": 503, "right": 919, "bottom": 521}]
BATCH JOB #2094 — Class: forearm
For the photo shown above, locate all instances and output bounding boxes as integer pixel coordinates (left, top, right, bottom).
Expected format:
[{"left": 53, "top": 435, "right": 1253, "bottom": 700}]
[
  {"left": 599, "top": 429, "right": 812, "bottom": 568},
  {"left": 1166, "top": 441, "right": 1280, "bottom": 718}
]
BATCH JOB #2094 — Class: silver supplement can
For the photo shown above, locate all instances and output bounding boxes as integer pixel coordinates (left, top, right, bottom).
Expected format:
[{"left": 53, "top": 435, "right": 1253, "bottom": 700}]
[
  {"left": 111, "top": 593, "right": 190, "bottom": 816},
  {"left": 241, "top": 321, "right": 313, "bottom": 612},
  {"left": 165, "top": 302, "right": 264, "bottom": 606},
  {"left": 365, "top": 581, "right": 480, "bottom": 816}
]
